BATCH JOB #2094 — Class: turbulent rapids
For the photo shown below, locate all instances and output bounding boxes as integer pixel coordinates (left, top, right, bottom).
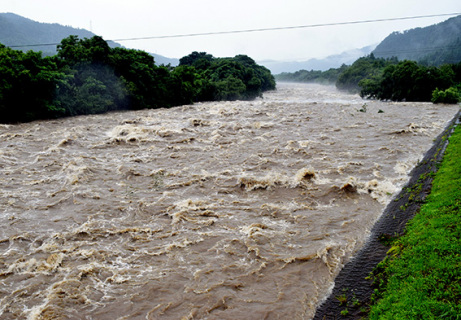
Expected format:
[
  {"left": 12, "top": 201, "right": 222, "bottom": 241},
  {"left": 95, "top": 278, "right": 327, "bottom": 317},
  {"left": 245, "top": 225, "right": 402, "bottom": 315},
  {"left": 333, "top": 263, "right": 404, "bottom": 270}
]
[{"left": 0, "top": 83, "right": 458, "bottom": 319}]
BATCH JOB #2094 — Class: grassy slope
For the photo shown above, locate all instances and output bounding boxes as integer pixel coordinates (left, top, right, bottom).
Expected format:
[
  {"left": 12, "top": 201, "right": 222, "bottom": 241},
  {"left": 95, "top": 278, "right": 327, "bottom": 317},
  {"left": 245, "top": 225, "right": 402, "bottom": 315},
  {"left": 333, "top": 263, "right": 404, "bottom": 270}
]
[{"left": 369, "top": 124, "right": 461, "bottom": 319}]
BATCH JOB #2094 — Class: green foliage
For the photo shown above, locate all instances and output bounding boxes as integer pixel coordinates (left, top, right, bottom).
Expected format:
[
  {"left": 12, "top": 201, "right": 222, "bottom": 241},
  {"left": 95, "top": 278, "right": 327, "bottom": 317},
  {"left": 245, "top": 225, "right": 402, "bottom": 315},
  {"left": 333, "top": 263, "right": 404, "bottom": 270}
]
[
  {"left": 340, "top": 308, "right": 349, "bottom": 316},
  {"left": 336, "top": 54, "right": 397, "bottom": 92},
  {"left": 57, "top": 35, "right": 110, "bottom": 65},
  {"left": 275, "top": 64, "right": 348, "bottom": 84},
  {"left": 55, "top": 64, "right": 127, "bottom": 116},
  {"left": 0, "top": 45, "right": 65, "bottom": 122},
  {"left": 336, "top": 293, "right": 348, "bottom": 305},
  {"left": 109, "top": 47, "right": 173, "bottom": 110},
  {"left": 214, "top": 76, "right": 246, "bottom": 100},
  {"left": 179, "top": 52, "right": 275, "bottom": 101},
  {"left": 368, "top": 126, "right": 461, "bottom": 319},
  {"left": 420, "top": 38, "right": 461, "bottom": 67},
  {"left": 360, "top": 16, "right": 461, "bottom": 101},
  {"left": 167, "top": 65, "right": 200, "bottom": 105},
  {"left": 179, "top": 51, "right": 213, "bottom": 69},
  {"left": 431, "top": 86, "right": 461, "bottom": 104},
  {"left": 276, "top": 17, "right": 461, "bottom": 90},
  {"left": 360, "top": 60, "right": 460, "bottom": 102},
  {"left": 373, "top": 15, "right": 461, "bottom": 65},
  {"left": 0, "top": 37, "right": 275, "bottom": 123}
]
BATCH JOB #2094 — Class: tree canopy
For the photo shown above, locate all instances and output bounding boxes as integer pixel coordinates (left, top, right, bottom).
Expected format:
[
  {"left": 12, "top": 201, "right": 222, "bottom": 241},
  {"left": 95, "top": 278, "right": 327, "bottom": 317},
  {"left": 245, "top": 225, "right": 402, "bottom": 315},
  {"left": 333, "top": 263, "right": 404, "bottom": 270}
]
[
  {"left": 335, "top": 54, "right": 398, "bottom": 92},
  {"left": 0, "top": 37, "right": 275, "bottom": 123},
  {"left": 275, "top": 65, "right": 348, "bottom": 85},
  {"left": 359, "top": 60, "right": 461, "bottom": 102},
  {"left": 276, "top": 53, "right": 460, "bottom": 104},
  {"left": 372, "top": 15, "right": 461, "bottom": 65}
]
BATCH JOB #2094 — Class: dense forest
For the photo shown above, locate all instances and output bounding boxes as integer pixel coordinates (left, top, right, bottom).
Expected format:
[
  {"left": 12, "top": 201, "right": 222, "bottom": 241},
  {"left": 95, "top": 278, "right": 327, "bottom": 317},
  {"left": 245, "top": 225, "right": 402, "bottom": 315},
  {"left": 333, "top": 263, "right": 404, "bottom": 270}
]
[
  {"left": 275, "top": 65, "right": 348, "bottom": 85},
  {"left": 275, "top": 54, "right": 399, "bottom": 91},
  {"left": 276, "top": 54, "right": 461, "bottom": 104},
  {"left": 276, "top": 15, "right": 461, "bottom": 104},
  {"left": 359, "top": 58, "right": 461, "bottom": 102},
  {"left": 372, "top": 15, "right": 461, "bottom": 65},
  {"left": 0, "top": 35, "right": 275, "bottom": 123}
]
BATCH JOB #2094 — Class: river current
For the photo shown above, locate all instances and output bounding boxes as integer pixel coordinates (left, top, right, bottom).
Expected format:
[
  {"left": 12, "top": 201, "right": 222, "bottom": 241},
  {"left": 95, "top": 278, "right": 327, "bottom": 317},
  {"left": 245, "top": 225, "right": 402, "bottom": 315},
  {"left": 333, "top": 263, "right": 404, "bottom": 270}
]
[{"left": 0, "top": 83, "right": 458, "bottom": 319}]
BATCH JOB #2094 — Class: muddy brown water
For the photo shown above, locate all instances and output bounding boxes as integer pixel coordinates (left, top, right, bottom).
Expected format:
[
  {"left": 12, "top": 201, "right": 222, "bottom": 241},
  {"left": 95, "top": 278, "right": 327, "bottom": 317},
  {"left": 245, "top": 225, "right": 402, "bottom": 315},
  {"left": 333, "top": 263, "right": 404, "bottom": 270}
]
[{"left": 0, "top": 83, "right": 458, "bottom": 319}]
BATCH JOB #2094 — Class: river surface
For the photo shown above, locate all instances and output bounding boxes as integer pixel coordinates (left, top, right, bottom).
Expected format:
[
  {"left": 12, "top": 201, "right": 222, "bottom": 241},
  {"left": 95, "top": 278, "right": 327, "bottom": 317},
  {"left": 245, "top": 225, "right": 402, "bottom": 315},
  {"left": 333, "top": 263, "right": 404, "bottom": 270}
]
[{"left": 0, "top": 83, "right": 458, "bottom": 319}]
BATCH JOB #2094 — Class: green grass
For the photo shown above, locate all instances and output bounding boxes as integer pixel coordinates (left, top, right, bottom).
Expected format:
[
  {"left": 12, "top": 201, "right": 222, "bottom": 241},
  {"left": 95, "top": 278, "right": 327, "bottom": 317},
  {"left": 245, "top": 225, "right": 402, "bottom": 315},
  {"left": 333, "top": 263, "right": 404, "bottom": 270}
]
[{"left": 368, "top": 124, "right": 461, "bottom": 319}]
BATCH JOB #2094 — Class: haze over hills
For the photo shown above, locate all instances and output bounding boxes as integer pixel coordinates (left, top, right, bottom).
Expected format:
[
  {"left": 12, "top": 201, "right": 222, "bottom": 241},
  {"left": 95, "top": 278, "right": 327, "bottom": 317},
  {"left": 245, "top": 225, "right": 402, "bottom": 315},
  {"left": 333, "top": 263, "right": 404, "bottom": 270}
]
[
  {"left": 372, "top": 15, "right": 461, "bottom": 65},
  {"left": 260, "top": 15, "right": 461, "bottom": 72},
  {"left": 268, "top": 15, "right": 461, "bottom": 74},
  {"left": 259, "top": 45, "right": 376, "bottom": 74},
  {"left": 2, "top": 12, "right": 460, "bottom": 72},
  {"left": 0, "top": 12, "right": 179, "bottom": 66},
  {"left": 0, "top": 12, "right": 376, "bottom": 72}
]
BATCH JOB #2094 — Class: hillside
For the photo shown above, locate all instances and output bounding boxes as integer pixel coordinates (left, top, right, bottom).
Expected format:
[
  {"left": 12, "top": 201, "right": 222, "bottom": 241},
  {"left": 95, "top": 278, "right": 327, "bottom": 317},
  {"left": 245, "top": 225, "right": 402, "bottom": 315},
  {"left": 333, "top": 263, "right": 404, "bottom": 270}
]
[
  {"left": 0, "top": 12, "right": 178, "bottom": 65},
  {"left": 260, "top": 45, "right": 375, "bottom": 74},
  {"left": 373, "top": 15, "right": 461, "bottom": 65}
]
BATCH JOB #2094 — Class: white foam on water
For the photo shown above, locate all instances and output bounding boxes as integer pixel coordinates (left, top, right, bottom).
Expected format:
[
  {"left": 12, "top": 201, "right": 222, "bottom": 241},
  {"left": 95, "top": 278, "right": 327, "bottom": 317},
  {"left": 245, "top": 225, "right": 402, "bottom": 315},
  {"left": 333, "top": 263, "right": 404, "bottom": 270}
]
[{"left": 0, "top": 82, "right": 458, "bottom": 319}]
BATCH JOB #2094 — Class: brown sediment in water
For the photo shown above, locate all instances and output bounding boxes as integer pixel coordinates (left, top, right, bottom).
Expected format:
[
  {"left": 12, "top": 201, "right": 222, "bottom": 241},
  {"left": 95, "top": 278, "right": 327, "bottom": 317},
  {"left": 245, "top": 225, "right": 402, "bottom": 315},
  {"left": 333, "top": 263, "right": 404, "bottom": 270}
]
[
  {"left": 0, "top": 83, "right": 459, "bottom": 319},
  {"left": 313, "top": 110, "right": 461, "bottom": 319}
]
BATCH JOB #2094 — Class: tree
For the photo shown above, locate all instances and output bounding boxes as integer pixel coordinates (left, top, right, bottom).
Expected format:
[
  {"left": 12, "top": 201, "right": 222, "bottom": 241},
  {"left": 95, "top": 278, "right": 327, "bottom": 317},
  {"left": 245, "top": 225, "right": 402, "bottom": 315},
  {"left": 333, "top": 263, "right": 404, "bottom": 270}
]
[
  {"left": 0, "top": 36, "right": 276, "bottom": 123},
  {"left": 360, "top": 60, "right": 457, "bottom": 102},
  {"left": 0, "top": 45, "right": 65, "bottom": 123},
  {"left": 109, "top": 47, "right": 170, "bottom": 109},
  {"left": 57, "top": 35, "right": 110, "bottom": 66},
  {"left": 179, "top": 51, "right": 214, "bottom": 69},
  {"left": 336, "top": 55, "right": 392, "bottom": 92},
  {"left": 432, "top": 86, "right": 461, "bottom": 104},
  {"left": 168, "top": 65, "right": 201, "bottom": 105}
]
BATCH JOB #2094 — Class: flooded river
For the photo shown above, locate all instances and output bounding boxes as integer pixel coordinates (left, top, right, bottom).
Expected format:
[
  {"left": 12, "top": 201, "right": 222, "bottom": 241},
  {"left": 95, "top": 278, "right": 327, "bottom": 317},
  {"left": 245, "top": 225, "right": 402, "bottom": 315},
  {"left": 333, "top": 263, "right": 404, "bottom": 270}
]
[{"left": 0, "top": 83, "right": 458, "bottom": 319}]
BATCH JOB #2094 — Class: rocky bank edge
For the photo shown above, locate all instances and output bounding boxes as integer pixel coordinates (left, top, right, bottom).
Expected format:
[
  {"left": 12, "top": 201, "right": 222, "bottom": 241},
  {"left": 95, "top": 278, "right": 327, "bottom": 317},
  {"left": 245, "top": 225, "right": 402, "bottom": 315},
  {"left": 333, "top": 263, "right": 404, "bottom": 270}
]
[{"left": 313, "top": 109, "right": 461, "bottom": 319}]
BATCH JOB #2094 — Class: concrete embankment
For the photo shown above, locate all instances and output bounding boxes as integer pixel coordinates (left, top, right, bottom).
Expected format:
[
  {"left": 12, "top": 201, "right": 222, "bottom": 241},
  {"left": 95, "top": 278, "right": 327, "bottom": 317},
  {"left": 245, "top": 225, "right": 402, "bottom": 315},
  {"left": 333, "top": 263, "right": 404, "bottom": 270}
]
[{"left": 313, "top": 109, "right": 461, "bottom": 319}]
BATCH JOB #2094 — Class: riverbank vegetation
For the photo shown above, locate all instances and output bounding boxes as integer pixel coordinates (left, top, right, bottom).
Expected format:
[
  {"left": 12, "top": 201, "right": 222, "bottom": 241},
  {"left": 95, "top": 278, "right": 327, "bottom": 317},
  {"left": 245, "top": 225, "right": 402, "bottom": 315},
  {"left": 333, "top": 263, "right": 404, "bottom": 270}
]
[
  {"left": 367, "top": 124, "right": 461, "bottom": 319},
  {"left": 276, "top": 15, "right": 461, "bottom": 103},
  {"left": 0, "top": 36, "right": 275, "bottom": 123},
  {"left": 372, "top": 15, "right": 461, "bottom": 65},
  {"left": 275, "top": 54, "right": 461, "bottom": 104},
  {"left": 359, "top": 59, "right": 461, "bottom": 102},
  {"left": 274, "top": 65, "right": 348, "bottom": 85}
]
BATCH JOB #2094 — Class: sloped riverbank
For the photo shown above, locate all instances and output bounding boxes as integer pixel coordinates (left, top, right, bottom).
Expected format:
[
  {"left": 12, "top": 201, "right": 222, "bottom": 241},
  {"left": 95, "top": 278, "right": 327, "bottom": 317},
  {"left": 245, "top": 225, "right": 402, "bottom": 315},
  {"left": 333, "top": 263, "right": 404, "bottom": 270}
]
[{"left": 314, "top": 110, "right": 461, "bottom": 319}]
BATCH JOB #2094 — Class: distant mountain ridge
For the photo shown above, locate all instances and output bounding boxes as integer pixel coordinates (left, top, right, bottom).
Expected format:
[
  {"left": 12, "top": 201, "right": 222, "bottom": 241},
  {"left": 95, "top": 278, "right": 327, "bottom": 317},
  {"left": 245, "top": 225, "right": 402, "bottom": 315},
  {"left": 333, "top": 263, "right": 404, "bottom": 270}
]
[
  {"left": 268, "top": 15, "right": 461, "bottom": 74},
  {"left": 259, "top": 45, "right": 375, "bottom": 74},
  {"left": 372, "top": 15, "right": 461, "bottom": 65},
  {"left": 0, "top": 12, "right": 179, "bottom": 66}
]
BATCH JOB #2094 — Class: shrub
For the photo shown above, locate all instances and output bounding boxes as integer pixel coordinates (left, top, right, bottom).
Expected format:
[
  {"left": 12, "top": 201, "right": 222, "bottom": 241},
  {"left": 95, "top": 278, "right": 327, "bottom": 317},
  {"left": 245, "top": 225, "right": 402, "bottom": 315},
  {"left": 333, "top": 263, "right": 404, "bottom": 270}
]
[{"left": 431, "top": 86, "right": 461, "bottom": 104}]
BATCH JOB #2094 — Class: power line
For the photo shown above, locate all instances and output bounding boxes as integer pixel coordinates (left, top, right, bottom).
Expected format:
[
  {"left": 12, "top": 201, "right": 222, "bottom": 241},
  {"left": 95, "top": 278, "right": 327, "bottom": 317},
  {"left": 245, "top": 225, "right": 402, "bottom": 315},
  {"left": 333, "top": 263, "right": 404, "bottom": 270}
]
[
  {"left": 112, "top": 13, "right": 461, "bottom": 42},
  {"left": 9, "top": 42, "right": 62, "bottom": 48},
  {"left": 7, "top": 12, "right": 461, "bottom": 48}
]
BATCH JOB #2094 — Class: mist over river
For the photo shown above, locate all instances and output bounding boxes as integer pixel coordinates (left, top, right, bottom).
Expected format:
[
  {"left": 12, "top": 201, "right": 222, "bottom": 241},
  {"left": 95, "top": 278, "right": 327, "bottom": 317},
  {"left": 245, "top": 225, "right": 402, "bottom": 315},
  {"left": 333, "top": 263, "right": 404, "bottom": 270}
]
[{"left": 0, "top": 83, "right": 458, "bottom": 319}]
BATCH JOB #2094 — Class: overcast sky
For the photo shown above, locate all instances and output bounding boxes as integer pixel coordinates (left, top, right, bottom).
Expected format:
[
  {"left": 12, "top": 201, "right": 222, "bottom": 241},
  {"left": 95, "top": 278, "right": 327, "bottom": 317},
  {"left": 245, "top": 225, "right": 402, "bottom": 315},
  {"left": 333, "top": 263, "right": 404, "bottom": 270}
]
[{"left": 2, "top": 0, "right": 460, "bottom": 61}]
